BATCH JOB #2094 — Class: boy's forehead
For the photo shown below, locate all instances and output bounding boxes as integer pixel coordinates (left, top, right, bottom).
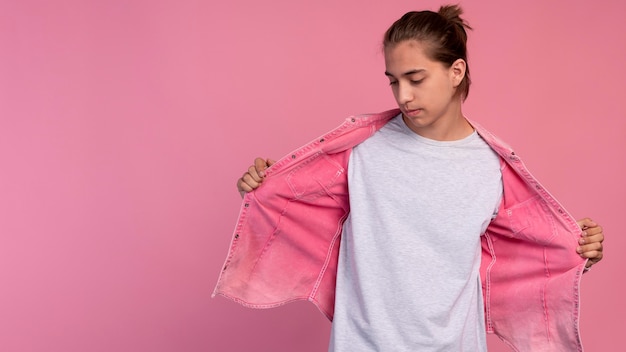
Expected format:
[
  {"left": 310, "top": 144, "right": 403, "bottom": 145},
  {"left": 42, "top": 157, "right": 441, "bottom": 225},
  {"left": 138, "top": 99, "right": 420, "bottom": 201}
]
[
  {"left": 384, "top": 41, "right": 434, "bottom": 73},
  {"left": 385, "top": 40, "right": 430, "bottom": 61}
]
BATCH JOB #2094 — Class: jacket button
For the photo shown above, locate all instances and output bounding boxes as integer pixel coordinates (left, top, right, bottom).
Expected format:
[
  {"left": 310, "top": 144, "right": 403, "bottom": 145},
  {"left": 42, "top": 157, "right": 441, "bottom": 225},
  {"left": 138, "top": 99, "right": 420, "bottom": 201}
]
[
  {"left": 234, "top": 234, "right": 239, "bottom": 239},
  {"left": 319, "top": 138, "right": 325, "bottom": 143},
  {"left": 244, "top": 203, "right": 249, "bottom": 207},
  {"left": 351, "top": 118, "right": 355, "bottom": 122},
  {"left": 291, "top": 154, "right": 296, "bottom": 159}
]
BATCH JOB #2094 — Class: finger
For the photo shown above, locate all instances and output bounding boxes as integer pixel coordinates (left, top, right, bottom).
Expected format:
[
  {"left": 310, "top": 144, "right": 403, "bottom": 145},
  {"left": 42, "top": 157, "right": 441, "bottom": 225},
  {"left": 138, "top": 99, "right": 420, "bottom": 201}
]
[
  {"left": 243, "top": 172, "right": 263, "bottom": 189},
  {"left": 237, "top": 177, "right": 255, "bottom": 193},
  {"left": 236, "top": 173, "right": 262, "bottom": 195},
  {"left": 576, "top": 218, "right": 597, "bottom": 230},
  {"left": 254, "top": 157, "right": 269, "bottom": 177},
  {"left": 579, "top": 232, "right": 604, "bottom": 246},
  {"left": 581, "top": 250, "right": 603, "bottom": 263},
  {"left": 247, "top": 165, "right": 264, "bottom": 183},
  {"left": 582, "top": 225, "right": 603, "bottom": 237},
  {"left": 267, "top": 158, "right": 276, "bottom": 166},
  {"left": 237, "top": 182, "right": 253, "bottom": 194},
  {"left": 577, "top": 241, "right": 603, "bottom": 256},
  {"left": 589, "top": 251, "right": 604, "bottom": 263}
]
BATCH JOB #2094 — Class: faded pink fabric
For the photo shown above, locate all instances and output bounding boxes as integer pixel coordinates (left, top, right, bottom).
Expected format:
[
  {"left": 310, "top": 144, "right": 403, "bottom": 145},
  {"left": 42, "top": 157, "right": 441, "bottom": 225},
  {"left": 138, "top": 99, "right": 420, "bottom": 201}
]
[{"left": 213, "top": 109, "right": 587, "bottom": 351}]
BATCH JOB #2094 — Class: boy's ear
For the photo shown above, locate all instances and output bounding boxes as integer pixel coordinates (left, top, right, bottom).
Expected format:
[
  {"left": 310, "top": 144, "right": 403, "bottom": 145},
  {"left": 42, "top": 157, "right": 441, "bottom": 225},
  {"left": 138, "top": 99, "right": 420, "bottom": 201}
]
[{"left": 450, "top": 58, "right": 466, "bottom": 87}]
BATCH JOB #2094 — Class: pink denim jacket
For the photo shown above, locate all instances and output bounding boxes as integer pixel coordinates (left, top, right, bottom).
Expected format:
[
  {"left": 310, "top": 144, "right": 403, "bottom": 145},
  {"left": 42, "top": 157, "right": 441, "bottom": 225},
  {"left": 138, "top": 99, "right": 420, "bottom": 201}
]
[{"left": 213, "top": 109, "right": 588, "bottom": 351}]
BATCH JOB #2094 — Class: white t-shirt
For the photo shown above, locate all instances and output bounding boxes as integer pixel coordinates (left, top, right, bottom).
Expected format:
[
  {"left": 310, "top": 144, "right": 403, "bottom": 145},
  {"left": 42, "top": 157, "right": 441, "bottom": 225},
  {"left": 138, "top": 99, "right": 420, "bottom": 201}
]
[{"left": 329, "top": 115, "right": 503, "bottom": 352}]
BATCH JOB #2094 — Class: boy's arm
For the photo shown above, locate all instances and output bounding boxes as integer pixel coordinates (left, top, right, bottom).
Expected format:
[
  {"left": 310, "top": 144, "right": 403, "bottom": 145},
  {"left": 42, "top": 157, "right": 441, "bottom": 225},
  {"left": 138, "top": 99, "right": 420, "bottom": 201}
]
[{"left": 234, "top": 161, "right": 606, "bottom": 269}]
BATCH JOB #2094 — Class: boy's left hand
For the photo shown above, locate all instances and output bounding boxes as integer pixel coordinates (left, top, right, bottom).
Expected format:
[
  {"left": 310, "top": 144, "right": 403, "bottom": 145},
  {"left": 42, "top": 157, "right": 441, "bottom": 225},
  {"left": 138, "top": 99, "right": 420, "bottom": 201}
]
[{"left": 576, "top": 218, "right": 604, "bottom": 269}]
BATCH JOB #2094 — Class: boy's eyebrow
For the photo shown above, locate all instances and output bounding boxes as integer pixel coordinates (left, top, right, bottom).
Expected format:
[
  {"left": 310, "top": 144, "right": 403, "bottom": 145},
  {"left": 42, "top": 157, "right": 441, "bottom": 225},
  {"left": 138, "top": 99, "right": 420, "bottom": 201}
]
[{"left": 384, "top": 69, "right": 426, "bottom": 77}]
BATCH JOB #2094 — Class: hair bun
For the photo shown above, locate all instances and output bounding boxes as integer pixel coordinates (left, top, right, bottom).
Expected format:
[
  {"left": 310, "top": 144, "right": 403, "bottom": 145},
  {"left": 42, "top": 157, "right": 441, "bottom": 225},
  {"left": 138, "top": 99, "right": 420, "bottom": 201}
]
[{"left": 438, "top": 4, "right": 472, "bottom": 35}]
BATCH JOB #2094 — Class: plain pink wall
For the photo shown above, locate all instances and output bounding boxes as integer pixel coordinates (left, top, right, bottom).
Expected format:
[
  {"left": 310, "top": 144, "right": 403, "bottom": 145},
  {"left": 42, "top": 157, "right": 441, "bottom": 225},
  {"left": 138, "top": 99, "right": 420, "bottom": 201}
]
[{"left": 0, "top": 0, "right": 623, "bottom": 351}]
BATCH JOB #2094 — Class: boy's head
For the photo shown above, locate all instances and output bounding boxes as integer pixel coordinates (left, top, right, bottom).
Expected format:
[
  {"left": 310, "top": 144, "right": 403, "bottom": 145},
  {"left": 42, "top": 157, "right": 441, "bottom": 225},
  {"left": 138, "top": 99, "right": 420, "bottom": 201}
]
[{"left": 383, "top": 5, "right": 472, "bottom": 101}]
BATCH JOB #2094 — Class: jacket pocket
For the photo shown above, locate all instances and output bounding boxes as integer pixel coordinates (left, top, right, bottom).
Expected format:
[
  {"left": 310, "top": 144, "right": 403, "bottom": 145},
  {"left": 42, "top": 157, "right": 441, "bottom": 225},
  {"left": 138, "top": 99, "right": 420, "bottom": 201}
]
[
  {"left": 286, "top": 153, "right": 345, "bottom": 202},
  {"left": 505, "top": 195, "right": 557, "bottom": 245}
]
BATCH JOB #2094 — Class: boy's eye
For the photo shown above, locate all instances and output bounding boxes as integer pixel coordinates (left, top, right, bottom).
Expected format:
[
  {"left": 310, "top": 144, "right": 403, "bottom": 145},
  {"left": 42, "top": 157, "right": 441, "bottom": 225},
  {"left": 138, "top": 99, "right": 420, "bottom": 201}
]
[
  {"left": 388, "top": 81, "right": 398, "bottom": 86},
  {"left": 411, "top": 79, "right": 423, "bottom": 85}
]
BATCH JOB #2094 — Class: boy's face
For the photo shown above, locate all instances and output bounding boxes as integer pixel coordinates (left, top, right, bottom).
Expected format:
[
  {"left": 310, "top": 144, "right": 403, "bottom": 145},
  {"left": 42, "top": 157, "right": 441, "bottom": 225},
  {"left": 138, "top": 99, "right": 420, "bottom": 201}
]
[{"left": 384, "top": 40, "right": 465, "bottom": 140}]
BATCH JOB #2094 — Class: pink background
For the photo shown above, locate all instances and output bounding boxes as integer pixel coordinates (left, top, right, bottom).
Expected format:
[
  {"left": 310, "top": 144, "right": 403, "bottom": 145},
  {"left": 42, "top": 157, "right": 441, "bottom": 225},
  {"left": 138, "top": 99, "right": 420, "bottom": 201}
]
[{"left": 1, "top": 0, "right": 624, "bottom": 351}]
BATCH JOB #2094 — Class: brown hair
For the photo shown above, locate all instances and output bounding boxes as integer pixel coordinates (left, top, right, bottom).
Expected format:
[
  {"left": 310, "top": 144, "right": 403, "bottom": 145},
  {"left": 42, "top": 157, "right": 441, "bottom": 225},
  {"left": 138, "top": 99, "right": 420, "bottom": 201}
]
[{"left": 383, "top": 5, "right": 473, "bottom": 100}]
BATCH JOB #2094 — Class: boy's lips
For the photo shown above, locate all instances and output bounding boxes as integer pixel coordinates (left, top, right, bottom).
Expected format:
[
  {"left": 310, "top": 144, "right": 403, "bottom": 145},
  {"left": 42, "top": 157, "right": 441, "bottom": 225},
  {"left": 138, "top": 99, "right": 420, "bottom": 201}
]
[{"left": 404, "top": 108, "right": 422, "bottom": 117}]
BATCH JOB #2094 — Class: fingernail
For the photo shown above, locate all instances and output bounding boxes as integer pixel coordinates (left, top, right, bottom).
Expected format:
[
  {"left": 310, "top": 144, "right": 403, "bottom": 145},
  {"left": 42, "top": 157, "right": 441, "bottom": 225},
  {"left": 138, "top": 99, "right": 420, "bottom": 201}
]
[
  {"left": 576, "top": 247, "right": 582, "bottom": 253},
  {"left": 579, "top": 238, "right": 585, "bottom": 245},
  {"left": 259, "top": 171, "right": 265, "bottom": 177}
]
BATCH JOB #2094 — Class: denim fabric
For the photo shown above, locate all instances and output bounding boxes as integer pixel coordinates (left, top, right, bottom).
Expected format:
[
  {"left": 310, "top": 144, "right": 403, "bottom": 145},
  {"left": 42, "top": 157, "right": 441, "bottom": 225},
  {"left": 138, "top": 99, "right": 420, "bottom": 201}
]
[{"left": 213, "top": 109, "right": 587, "bottom": 351}]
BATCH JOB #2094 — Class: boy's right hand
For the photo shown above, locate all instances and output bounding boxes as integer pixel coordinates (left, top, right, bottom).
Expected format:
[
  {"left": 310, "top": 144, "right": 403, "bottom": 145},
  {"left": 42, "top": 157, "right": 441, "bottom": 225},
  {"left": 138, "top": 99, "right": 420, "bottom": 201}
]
[{"left": 236, "top": 158, "right": 275, "bottom": 198}]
